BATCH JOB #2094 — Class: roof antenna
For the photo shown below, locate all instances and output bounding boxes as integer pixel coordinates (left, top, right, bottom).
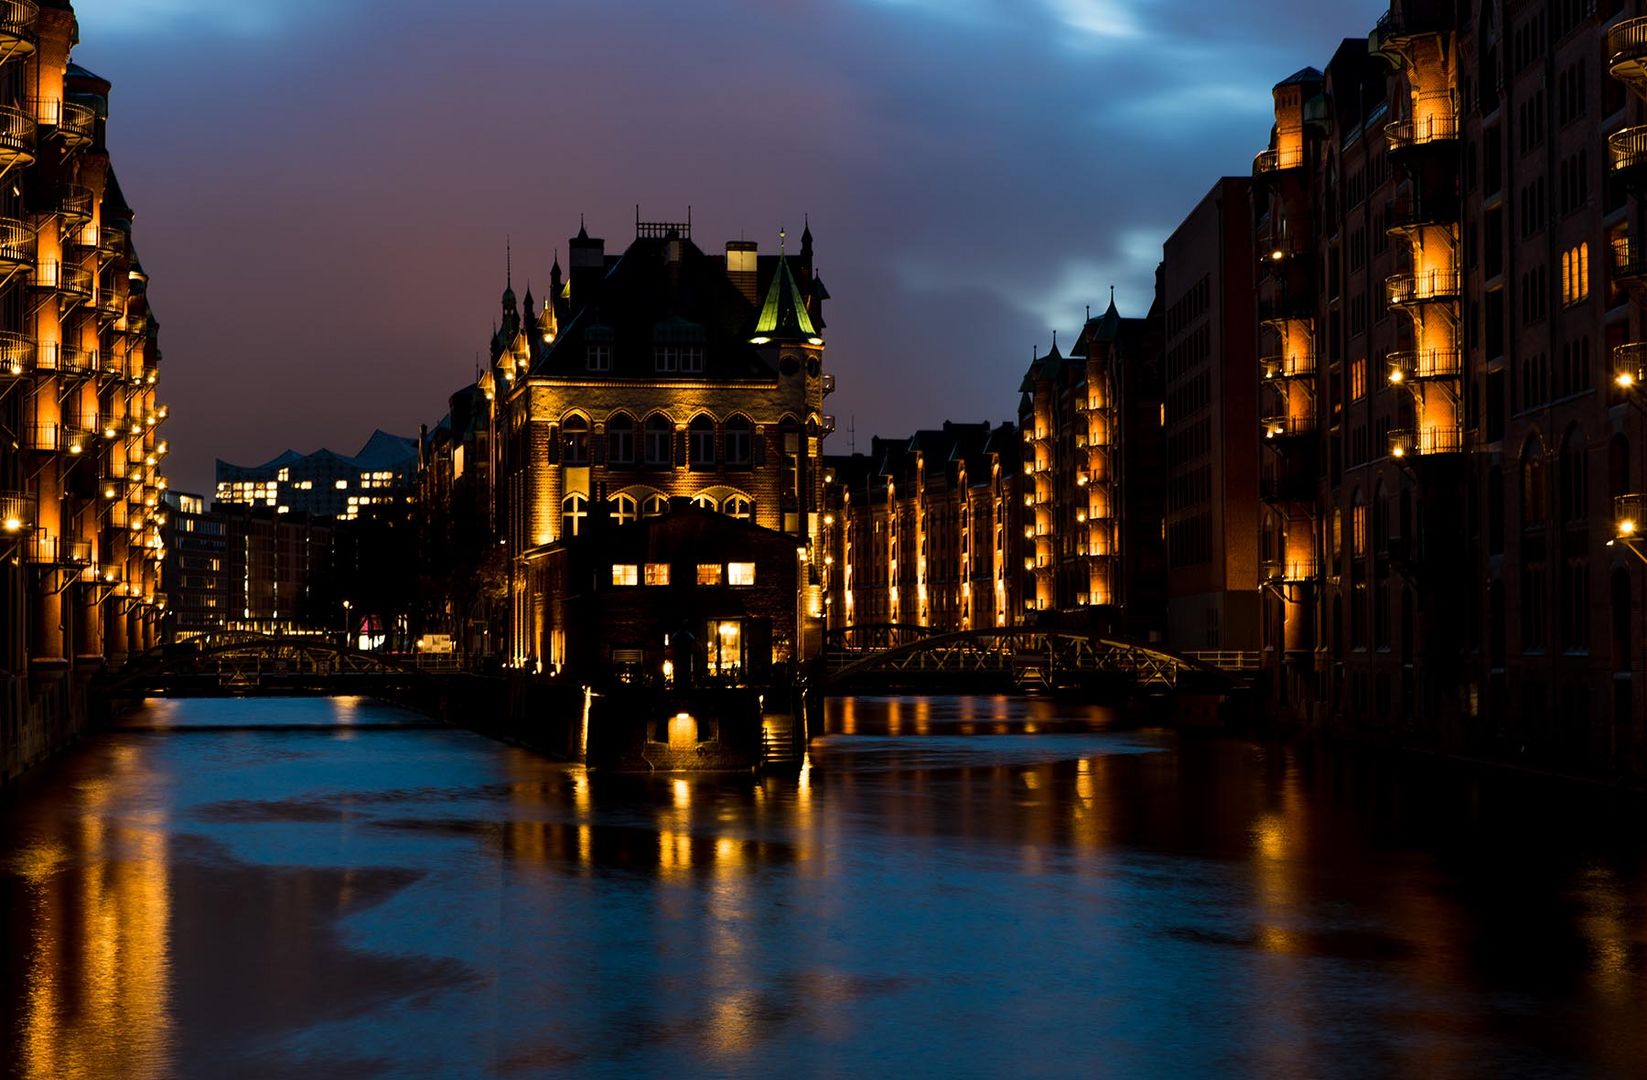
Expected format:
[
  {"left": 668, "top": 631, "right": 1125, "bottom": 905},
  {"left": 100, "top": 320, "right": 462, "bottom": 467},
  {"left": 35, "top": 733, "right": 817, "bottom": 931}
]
[
  {"left": 1052, "top": 329, "right": 1057, "bottom": 349},
  {"left": 1110, "top": 284, "right": 1116, "bottom": 306},
  {"left": 506, "top": 235, "right": 512, "bottom": 288},
  {"left": 1086, "top": 304, "right": 1091, "bottom": 321},
  {"left": 779, "top": 226, "right": 787, "bottom": 254}
]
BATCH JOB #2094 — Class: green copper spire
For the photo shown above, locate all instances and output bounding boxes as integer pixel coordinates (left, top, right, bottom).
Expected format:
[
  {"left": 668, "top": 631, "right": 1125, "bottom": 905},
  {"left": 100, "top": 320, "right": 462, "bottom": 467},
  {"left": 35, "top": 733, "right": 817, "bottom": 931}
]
[{"left": 753, "top": 253, "right": 817, "bottom": 341}]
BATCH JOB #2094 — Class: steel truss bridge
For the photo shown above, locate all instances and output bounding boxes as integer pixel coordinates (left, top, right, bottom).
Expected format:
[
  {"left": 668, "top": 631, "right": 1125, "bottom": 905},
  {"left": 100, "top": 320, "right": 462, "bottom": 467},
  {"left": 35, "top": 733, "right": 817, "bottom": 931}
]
[
  {"left": 824, "top": 625, "right": 1230, "bottom": 695},
  {"left": 99, "top": 632, "right": 424, "bottom": 697}
]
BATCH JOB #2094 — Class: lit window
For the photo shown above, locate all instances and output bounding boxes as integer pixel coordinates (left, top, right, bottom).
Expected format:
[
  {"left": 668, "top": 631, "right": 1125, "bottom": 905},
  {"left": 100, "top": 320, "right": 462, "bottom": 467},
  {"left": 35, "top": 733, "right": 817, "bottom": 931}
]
[
  {"left": 1350, "top": 357, "right": 1367, "bottom": 401},
  {"left": 645, "top": 563, "right": 670, "bottom": 586},
  {"left": 705, "top": 619, "right": 742, "bottom": 678},
  {"left": 1561, "top": 242, "right": 1589, "bottom": 305},
  {"left": 562, "top": 493, "right": 588, "bottom": 537},
  {"left": 723, "top": 494, "right": 753, "bottom": 520},
  {"left": 642, "top": 494, "right": 670, "bottom": 517},
  {"left": 691, "top": 493, "right": 717, "bottom": 510},
  {"left": 611, "top": 563, "right": 638, "bottom": 586},
  {"left": 562, "top": 415, "right": 590, "bottom": 464},
  {"left": 697, "top": 563, "right": 722, "bottom": 586},
  {"left": 728, "top": 561, "right": 756, "bottom": 586},
  {"left": 277, "top": 467, "right": 289, "bottom": 481},
  {"left": 335, "top": 479, "right": 348, "bottom": 489},
  {"left": 611, "top": 493, "right": 638, "bottom": 524}
]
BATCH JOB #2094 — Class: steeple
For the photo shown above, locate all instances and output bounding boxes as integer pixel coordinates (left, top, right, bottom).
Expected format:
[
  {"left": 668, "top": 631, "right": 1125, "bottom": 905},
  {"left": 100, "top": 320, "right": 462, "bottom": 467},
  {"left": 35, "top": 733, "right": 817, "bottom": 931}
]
[
  {"left": 537, "top": 292, "right": 559, "bottom": 343},
  {"left": 500, "top": 237, "right": 516, "bottom": 315},
  {"left": 549, "top": 249, "right": 563, "bottom": 299}
]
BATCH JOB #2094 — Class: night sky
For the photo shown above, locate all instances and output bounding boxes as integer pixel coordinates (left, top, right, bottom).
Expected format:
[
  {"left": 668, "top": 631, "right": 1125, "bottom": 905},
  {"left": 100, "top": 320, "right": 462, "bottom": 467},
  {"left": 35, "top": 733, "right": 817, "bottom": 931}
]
[{"left": 73, "top": 0, "right": 1380, "bottom": 494}]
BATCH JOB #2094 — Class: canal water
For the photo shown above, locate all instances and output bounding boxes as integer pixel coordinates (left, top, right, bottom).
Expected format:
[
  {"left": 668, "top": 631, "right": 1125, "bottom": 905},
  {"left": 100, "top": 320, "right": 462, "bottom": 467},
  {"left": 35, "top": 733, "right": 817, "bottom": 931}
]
[{"left": 3, "top": 695, "right": 1647, "bottom": 1078}]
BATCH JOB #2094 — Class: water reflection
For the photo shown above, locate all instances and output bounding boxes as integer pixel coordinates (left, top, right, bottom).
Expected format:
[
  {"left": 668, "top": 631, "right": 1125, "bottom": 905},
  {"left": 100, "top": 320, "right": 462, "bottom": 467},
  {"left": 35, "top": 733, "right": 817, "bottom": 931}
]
[{"left": 2, "top": 695, "right": 1647, "bottom": 1075}]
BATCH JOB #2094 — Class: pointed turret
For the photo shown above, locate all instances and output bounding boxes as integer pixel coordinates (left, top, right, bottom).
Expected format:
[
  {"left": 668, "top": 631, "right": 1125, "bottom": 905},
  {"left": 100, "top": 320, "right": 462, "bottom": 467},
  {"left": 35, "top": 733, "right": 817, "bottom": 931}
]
[
  {"left": 752, "top": 252, "right": 818, "bottom": 343},
  {"left": 537, "top": 292, "right": 559, "bottom": 343}
]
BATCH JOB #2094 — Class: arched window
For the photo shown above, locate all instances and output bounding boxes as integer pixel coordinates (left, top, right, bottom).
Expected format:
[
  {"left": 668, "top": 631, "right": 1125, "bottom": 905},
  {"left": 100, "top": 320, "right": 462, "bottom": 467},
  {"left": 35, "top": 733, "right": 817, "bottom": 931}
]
[
  {"left": 562, "top": 415, "right": 589, "bottom": 465},
  {"left": 1560, "top": 426, "right": 1587, "bottom": 523},
  {"left": 1521, "top": 436, "right": 1547, "bottom": 528},
  {"left": 644, "top": 414, "right": 673, "bottom": 467},
  {"left": 688, "top": 414, "right": 716, "bottom": 469},
  {"left": 642, "top": 493, "right": 670, "bottom": 518},
  {"left": 561, "top": 492, "right": 588, "bottom": 537},
  {"left": 724, "top": 415, "right": 753, "bottom": 467},
  {"left": 1350, "top": 489, "right": 1366, "bottom": 556},
  {"left": 779, "top": 415, "right": 802, "bottom": 506},
  {"left": 611, "top": 492, "right": 638, "bottom": 524},
  {"left": 607, "top": 413, "right": 636, "bottom": 466},
  {"left": 691, "top": 492, "right": 717, "bottom": 510},
  {"left": 723, "top": 494, "right": 753, "bottom": 520}
]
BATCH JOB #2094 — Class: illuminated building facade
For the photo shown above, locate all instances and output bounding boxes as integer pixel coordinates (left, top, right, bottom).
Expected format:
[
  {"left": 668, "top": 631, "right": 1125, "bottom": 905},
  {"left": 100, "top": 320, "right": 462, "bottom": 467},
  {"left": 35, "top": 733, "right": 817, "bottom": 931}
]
[
  {"left": 1163, "top": 178, "right": 1261, "bottom": 656},
  {"left": 160, "top": 491, "right": 334, "bottom": 638},
  {"left": 819, "top": 421, "right": 1025, "bottom": 634},
  {"left": 1017, "top": 298, "right": 1167, "bottom": 636},
  {"left": 0, "top": 2, "right": 171, "bottom": 782},
  {"left": 483, "top": 217, "right": 833, "bottom": 668},
  {"left": 535, "top": 502, "right": 803, "bottom": 686},
  {"left": 216, "top": 429, "right": 418, "bottom": 521},
  {"left": 1242, "top": 0, "right": 1647, "bottom": 770}
]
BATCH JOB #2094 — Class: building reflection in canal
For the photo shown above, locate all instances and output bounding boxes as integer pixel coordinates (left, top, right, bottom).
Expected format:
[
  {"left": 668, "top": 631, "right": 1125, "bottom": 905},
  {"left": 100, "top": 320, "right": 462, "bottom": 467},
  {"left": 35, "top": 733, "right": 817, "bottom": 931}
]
[{"left": 4, "top": 694, "right": 1647, "bottom": 1074}]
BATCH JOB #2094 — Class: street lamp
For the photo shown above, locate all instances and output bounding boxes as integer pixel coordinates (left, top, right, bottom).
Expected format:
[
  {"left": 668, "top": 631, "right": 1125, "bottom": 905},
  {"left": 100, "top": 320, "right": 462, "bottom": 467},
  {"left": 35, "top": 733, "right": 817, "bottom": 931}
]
[{"left": 342, "top": 599, "right": 353, "bottom": 649}]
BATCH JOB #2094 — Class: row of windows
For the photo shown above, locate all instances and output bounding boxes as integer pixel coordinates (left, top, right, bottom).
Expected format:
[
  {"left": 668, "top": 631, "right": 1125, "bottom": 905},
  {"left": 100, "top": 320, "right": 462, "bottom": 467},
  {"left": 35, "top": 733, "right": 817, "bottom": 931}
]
[
  {"left": 561, "top": 414, "right": 760, "bottom": 468},
  {"left": 586, "top": 343, "right": 707, "bottom": 373},
  {"left": 610, "top": 561, "right": 756, "bottom": 587},
  {"left": 561, "top": 491, "right": 754, "bottom": 537}
]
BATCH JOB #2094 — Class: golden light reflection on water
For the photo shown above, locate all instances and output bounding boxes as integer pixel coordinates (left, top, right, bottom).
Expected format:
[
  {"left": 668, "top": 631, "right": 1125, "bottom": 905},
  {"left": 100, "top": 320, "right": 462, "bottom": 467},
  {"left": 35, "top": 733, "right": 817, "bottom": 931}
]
[{"left": 16, "top": 743, "right": 174, "bottom": 1080}]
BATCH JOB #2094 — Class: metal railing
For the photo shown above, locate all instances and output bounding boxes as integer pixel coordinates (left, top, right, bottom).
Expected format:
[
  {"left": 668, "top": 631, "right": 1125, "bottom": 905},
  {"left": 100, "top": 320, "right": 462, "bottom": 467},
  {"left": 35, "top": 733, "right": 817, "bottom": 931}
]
[
  {"left": 55, "top": 261, "right": 91, "bottom": 298},
  {"left": 1386, "top": 348, "right": 1461, "bottom": 382},
  {"left": 1617, "top": 494, "right": 1645, "bottom": 540},
  {"left": 1263, "top": 558, "right": 1318, "bottom": 583},
  {"left": 0, "top": 329, "right": 30, "bottom": 375},
  {"left": 1609, "top": 127, "right": 1647, "bottom": 178},
  {"left": 1607, "top": 16, "right": 1647, "bottom": 75},
  {"left": 1262, "top": 414, "right": 1316, "bottom": 439},
  {"left": 1389, "top": 426, "right": 1463, "bottom": 458},
  {"left": 1612, "top": 238, "right": 1647, "bottom": 280},
  {"left": 1262, "top": 353, "right": 1315, "bottom": 379},
  {"left": 0, "top": 490, "right": 33, "bottom": 533},
  {"left": 1387, "top": 269, "right": 1460, "bottom": 305},
  {"left": 1385, "top": 98, "right": 1459, "bottom": 152},
  {"left": 0, "top": 102, "right": 32, "bottom": 159},
  {"left": 98, "top": 227, "right": 126, "bottom": 258},
  {"left": 0, "top": 1, "right": 37, "bottom": 47},
  {"left": 55, "top": 100, "right": 94, "bottom": 145},
  {"left": 1253, "top": 145, "right": 1305, "bottom": 175},
  {"left": 0, "top": 215, "right": 31, "bottom": 268},
  {"left": 821, "top": 372, "right": 836, "bottom": 395},
  {"left": 22, "top": 421, "right": 55, "bottom": 451},
  {"left": 58, "top": 184, "right": 92, "bottom": 223}
]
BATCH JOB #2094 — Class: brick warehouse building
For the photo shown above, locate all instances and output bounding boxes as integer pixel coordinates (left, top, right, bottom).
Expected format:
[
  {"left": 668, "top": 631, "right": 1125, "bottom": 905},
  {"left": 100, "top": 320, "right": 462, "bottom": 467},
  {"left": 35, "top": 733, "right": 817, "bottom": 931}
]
[
  {"left": 474, "top": 215, "right": 834, "bottom": 670},
  {"left": 1241, "top": 0, "right": 1647, "bottom": 772},
  {"left": 0, "top": 2, "right": 171, "bottom": 783},
  {"left": 820, "top": 420, "right": 1026, "bottom": 635}
]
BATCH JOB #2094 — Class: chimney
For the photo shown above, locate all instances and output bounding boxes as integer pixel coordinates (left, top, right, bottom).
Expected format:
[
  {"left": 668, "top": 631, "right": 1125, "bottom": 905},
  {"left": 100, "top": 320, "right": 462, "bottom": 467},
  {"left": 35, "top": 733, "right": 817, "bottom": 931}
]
[
  {"left": 725, "top": 240, "right": 758, "bottom": 306},
  {"left": 569, "top": 227, "right": 605, "bottom": 313}
]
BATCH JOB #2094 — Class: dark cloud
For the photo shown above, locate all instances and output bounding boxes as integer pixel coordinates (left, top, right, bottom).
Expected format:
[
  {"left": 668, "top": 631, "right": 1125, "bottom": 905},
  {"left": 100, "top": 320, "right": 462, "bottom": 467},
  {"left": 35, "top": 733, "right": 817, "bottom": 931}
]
[{"left": 72, "top": 0, "right": 1381, "bottom": 491}]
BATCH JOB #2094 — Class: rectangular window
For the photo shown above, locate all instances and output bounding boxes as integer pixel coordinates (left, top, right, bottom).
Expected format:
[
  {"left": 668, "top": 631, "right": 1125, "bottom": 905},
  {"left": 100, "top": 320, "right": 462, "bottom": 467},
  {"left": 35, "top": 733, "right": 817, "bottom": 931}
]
[
  {"left": 587, "top": 343, "right": 611, "bottom": 371},
  {"left": 728, "top": 561, "right": 756, "bottom": 586},
  {"left": 644, "top": 563, "right": 671, "bottom": 586},
  {"left": 611, "top": 564, "right": 638, "bottom": 586},
  {"left": 696, "top": 563, "right": 722, "bottom": 586},
  {"left": 1350, "top": 357, "right": 1367, "bottom": 401}
]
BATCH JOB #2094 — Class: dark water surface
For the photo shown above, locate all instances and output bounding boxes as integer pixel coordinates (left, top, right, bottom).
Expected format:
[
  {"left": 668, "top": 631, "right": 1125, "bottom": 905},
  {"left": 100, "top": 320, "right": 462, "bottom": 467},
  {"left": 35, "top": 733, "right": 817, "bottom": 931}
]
[{"left": 3, "top": 694, "right": 1647, "bottom": 1078}]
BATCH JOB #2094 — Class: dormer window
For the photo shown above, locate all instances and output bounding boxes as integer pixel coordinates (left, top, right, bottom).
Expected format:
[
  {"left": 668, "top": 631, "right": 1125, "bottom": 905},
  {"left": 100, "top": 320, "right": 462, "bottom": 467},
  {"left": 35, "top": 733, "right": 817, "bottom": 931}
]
[
  {"left": 585, "top": 325, "right": 614, "bottom": 372},
  {"left": 653, "top": 318, "right": 706, "bottom": 373}
]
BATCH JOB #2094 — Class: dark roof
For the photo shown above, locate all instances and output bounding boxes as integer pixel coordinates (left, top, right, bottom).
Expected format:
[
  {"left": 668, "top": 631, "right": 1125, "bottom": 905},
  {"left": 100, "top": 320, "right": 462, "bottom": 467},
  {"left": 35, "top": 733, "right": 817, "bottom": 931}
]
[
  {"left": 1276, "top": 66, "right": 1324, "bottom": 87},
  {"left": 219, "top": 430, "right": 418, "bottom": 475},
  {"left": 531, "top": 236, "right": 777, "bottom": 381}
]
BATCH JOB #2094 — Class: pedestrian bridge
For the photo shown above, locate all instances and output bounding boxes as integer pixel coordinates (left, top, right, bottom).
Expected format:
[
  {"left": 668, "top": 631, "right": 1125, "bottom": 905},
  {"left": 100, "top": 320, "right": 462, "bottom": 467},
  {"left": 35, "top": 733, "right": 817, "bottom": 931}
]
[
  {"left": 99, "top": 632, "right": 424, "bottom": 697},
  {"left": 824, "top": 625, "right": 1231, "bottom": 695}
]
